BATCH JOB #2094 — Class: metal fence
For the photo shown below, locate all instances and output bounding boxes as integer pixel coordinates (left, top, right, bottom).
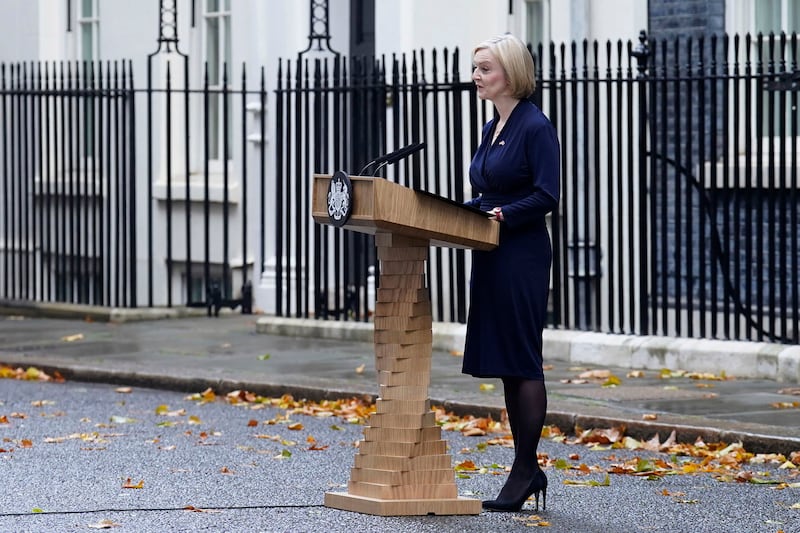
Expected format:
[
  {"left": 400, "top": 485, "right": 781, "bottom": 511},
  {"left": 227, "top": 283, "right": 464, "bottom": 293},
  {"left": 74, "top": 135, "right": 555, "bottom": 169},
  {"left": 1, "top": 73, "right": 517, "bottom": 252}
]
[
  {"left": 1, "top": 31, "right": 797, "bottom": 344},
  {"left": 0, "top": 58, "right": 262, "bottom": 315},
  {"left": 0, "top": 61, "right": 137, "bottom": 307},
  {"left": 274, "top": 32, "right": 799, "bottom": 344}
]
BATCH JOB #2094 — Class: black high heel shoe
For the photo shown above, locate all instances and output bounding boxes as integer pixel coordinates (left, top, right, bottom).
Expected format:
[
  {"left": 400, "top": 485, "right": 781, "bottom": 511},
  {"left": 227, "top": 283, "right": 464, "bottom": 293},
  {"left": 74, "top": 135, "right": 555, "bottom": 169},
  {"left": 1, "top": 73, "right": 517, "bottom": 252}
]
[{"left": 482, "top": 469, "right": 548, "bottom": 512}]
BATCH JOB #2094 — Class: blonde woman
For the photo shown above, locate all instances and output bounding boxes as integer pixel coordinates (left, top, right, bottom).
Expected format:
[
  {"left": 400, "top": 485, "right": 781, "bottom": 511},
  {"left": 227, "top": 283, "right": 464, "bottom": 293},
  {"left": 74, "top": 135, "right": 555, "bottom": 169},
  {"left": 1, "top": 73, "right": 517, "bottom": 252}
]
[{"left": 463, "top": 34, "right": 560, "bottom": 513}]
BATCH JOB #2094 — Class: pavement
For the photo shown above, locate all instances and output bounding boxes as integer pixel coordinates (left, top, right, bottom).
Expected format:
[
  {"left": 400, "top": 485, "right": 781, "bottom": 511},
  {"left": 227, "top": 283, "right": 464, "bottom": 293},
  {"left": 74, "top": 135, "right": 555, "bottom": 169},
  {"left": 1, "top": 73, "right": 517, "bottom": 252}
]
[{"left": 1, "top": 302, "right": 800, "bottom": 456}]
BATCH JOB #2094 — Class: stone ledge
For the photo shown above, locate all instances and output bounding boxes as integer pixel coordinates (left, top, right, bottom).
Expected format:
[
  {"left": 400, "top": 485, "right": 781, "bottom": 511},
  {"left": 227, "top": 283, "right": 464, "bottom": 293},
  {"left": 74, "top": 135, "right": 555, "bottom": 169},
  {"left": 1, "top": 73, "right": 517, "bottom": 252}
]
[
  {"left": 255, "top": 316, "right": 797, "bottom": 383},
  {"left": 0, "top": 300, "right": 213, "bottom": 323}
]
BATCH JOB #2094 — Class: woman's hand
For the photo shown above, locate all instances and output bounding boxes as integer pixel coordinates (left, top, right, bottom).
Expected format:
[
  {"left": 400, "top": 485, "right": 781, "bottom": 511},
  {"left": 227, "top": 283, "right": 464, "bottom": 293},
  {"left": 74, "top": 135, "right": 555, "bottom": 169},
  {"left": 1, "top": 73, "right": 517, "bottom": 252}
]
[{"left": 488, "top": 207, "right": 504, "bottom": 221}]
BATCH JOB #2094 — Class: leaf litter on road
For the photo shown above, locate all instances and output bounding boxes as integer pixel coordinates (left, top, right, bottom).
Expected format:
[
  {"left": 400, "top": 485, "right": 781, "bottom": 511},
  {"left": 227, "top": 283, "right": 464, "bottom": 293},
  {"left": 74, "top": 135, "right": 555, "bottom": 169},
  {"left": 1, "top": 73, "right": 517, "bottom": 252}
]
[{"left": 4, "top": 370, "right": 800, "bottom": 530}]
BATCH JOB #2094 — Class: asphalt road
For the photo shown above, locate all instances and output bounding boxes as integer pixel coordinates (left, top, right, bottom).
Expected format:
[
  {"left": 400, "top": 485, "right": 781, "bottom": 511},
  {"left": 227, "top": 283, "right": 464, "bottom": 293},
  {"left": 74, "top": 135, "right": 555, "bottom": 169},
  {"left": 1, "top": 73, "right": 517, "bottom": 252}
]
[{"left": 1, "top": 379, "right": 799, "bottom": 533}]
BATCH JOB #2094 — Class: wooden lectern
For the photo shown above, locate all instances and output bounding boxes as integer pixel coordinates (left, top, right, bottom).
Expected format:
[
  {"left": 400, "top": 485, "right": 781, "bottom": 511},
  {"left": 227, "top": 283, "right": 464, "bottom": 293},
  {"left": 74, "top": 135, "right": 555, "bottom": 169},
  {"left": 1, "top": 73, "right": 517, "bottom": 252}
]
[{"left": 311, "top": 174, "right": 499, "bottom": 516}]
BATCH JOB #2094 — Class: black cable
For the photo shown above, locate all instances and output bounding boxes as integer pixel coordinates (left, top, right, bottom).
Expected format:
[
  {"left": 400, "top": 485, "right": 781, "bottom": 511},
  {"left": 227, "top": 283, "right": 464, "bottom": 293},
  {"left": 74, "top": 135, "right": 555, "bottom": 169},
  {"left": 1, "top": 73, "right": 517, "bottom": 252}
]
[
  {"left": 0, "top": 504, "right": 325, "bottom": 517},
  {"left": 646, "top": 151, "right": 792, "bottom": 344}
]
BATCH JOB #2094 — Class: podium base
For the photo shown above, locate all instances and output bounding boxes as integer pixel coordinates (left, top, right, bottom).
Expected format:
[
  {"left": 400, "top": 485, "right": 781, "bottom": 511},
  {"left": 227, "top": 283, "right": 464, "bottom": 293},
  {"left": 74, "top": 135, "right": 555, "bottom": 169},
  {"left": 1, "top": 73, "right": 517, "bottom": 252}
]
[{"left": 324, "top": 491, "right": 481, "bottom": 516}]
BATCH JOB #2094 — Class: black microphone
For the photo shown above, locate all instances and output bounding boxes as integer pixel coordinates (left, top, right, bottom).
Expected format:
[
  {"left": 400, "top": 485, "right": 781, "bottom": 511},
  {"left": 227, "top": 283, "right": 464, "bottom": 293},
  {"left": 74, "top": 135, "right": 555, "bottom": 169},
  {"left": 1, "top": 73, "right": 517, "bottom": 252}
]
[{"left": 358, "top": 142, "right": 426, "bottom": 176}]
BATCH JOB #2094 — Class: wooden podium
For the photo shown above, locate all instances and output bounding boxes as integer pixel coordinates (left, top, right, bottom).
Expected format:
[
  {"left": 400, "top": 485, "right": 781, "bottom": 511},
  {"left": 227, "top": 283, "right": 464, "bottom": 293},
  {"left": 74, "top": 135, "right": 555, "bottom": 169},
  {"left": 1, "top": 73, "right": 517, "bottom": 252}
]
[{"left": 312, "top": 174, "right": 498, "bottom": 516}]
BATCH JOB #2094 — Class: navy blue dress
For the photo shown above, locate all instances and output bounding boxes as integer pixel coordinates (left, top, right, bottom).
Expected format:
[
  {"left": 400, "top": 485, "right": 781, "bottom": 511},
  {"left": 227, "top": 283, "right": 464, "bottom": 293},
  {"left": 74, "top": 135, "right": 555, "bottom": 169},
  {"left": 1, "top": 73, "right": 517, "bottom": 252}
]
[{"left": 462, "top": 100, "right": 560, "bottom": 380}]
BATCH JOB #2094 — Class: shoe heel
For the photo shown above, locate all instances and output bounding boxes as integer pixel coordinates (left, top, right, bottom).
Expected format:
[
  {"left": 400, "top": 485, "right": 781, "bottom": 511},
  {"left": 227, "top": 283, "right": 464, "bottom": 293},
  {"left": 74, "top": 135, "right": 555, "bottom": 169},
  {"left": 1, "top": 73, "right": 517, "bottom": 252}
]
[
  {"left": 534, "top": 470, "right": 547, "bottom": 512},
  {"left": 533, "top": 487, "right": 547, "bottom": 512}
]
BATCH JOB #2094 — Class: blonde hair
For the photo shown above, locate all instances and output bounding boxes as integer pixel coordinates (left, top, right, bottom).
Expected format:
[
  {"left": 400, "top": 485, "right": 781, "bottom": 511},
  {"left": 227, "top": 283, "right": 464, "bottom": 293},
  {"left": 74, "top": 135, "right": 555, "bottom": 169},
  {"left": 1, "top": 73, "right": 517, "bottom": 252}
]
[{"left": 473, "top": 34, "right": 536, "bottom": 99}]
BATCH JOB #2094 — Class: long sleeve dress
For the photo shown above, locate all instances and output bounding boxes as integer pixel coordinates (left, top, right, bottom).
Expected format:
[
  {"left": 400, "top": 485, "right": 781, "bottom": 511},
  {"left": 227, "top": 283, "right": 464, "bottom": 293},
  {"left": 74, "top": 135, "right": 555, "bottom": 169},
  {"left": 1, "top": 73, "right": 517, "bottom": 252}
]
[{"left": 462, "top": 100, "right": 560, "bottom": 380}]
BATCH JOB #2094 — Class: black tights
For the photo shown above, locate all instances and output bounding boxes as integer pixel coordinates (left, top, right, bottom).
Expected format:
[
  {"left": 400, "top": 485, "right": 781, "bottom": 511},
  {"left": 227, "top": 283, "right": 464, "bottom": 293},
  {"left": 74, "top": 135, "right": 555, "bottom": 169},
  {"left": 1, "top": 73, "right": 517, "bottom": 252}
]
[{"left": 495, "top": 377, "right": 547, "bottom": 499}]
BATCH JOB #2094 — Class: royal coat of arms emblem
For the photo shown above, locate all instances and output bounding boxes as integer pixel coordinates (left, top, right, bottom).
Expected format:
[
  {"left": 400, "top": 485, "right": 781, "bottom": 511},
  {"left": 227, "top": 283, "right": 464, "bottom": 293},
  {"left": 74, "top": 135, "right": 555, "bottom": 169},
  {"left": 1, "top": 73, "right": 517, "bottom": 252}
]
[{"left": 327, "top": 171, "right": 353, "bottom": 227}]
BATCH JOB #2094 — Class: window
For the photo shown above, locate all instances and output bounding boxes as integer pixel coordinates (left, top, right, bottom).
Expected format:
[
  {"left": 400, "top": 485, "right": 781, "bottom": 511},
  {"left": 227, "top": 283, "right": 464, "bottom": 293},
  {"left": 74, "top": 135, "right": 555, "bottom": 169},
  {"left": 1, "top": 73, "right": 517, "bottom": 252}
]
[
  {"left": 204, "top": 0, "right": 232, "bottom": 161},
  {"left": 74, "top": 0, "right": 99, "bottom": 159},
  {"left": 755, "top": 0, "right": 800, "bottom": 33},
  {"left": 753, "top": 0, "right": 799, "bottom": 137},
  {"left": 77, "top": 0, "right": 99, "bottom": 61},
  {"left": 525, "top": 0, "right": 546, "bottom": 49}
]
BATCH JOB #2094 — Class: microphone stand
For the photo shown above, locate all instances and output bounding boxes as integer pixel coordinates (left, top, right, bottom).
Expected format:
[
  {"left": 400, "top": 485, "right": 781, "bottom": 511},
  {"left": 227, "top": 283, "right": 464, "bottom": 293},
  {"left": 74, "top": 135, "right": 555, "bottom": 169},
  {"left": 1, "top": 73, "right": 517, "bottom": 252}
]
[{"left": 358, "top": 142, "right": 426, "bottom": 176}]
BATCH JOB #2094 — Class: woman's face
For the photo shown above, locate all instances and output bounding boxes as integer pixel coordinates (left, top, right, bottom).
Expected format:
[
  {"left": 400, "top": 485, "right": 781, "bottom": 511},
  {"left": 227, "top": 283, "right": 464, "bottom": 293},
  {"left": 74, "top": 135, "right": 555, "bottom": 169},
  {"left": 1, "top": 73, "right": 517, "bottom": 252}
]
[{"left": 472, "top": 48, "right": 509, "bottom": 101}]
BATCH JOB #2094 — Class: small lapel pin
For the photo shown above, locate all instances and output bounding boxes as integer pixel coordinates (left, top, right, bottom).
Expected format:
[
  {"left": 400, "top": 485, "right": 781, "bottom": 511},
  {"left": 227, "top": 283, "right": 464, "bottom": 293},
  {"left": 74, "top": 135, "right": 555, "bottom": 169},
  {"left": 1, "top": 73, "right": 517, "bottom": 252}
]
[{"left": 499, "top": 140, "right": 505, "bottom": 146}]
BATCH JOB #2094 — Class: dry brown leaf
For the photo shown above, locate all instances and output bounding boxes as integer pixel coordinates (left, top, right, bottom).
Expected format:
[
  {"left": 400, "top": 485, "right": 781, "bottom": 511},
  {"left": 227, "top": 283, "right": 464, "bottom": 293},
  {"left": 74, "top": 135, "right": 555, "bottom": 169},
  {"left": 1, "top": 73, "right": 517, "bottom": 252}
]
[
  {"left": 579, "top": 369, "right": 611, "bottom": 380},
  {"left": 87, "top": 519, "right": 121, "bottom": 529},
  {"left": 184, "top": 505, "right": 221, "bottom": 513},
  {"left": 122, "top": 478, "right": 144, "bottom": 489}
]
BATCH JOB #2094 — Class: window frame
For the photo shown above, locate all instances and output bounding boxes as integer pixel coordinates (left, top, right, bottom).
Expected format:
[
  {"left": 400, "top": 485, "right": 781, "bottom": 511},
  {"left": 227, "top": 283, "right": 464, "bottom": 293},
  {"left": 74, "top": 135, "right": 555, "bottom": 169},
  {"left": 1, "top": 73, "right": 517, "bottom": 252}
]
[
  {"left": 202, "top": 0, "right": 233, "bottom": 167},
  {"left": 76, "top": 0, "right": 100, "bottom": 62},
  {"left": 726, "top": 0, "right": 799, "bottom": 149}
]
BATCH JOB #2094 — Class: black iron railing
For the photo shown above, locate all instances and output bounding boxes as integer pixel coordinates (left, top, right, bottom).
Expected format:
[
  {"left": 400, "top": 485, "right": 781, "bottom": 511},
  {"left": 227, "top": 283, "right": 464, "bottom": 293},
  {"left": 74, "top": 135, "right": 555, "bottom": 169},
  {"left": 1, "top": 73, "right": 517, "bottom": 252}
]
[
  {"left": 0, "top": 31, "right": 797, "bottom": 344},
  {"left": 274, "top": 32, "right": 799, "bottom": 344}
]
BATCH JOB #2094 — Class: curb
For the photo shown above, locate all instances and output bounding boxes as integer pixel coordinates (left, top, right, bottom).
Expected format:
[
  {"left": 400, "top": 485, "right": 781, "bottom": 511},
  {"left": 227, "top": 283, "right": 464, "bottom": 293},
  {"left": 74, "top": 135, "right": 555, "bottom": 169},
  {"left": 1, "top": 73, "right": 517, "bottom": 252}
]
[
  {"left": 0, "top": 300, "right": 218, "bottom": 323},
  {"left": 5, "top": 359, "right": 800, "bottom": 456}
]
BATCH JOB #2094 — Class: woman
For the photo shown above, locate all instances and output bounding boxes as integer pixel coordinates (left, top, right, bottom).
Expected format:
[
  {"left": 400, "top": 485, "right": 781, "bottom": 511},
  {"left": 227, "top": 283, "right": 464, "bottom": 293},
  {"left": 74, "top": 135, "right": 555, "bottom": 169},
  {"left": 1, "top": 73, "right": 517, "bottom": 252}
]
[{"left": 463, "top": 34, "right": 560, "bottom": 513}]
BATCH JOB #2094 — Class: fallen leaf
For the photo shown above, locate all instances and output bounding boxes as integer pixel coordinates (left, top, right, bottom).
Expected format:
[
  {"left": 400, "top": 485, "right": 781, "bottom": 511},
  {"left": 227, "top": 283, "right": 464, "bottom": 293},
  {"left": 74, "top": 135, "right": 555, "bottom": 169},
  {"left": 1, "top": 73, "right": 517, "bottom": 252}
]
[
  {"left": 258, "top": 354, "right": 271, "bottom": 361},
  {"left": 184, "top": 505, "right": 221, "bottom": 513},
  {"left": 287, "top": 422, "right": 304, "bottom": 430},
  {"left": 642, "top": 414, "right": 658, "bottom": 421},
  {"left": 355, "top": 364, "right": 365, "bottom": 374},
  {"left": 88, "top": 519, "right": 121, "bottom": 529},
  {"left": 771, "top": 402, "right": 800, "bottom": 410},
  {"left": 455, "top": 460, "right": 478, "bottom": 471},
  {"left": 61, "top": 333, "right": 84, "bottom": 342},
  {"left": 247, "top": 419, "right": 259, "bottom": 427},
  {"left": 110, "top": 416, "right": 137, "bottom": 424},
  {"left": 220, "top": 466, "right": 234, "bottom": 474},
  {"left": 579, "top": 369, "right": 611, "bottom": 380},
  {"left": 115, "top": 387, "right": 132, "bottom": 394},
  {"left": 479, "top": 383, "right": 495, "bottom": 392},
  {"left": 563, "top": 474, "right": 611, "bottom": 487},
  {"left": 122, "top": 478, "right": 144, "bottom": 489}
]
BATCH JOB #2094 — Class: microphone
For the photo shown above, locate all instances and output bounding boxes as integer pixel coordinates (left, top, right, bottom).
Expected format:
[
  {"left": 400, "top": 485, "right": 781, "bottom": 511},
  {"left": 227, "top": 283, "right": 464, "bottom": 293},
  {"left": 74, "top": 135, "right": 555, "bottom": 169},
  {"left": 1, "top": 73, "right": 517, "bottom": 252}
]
[{"left": 358, "top": 142, "right": 426, "bottom": 176}]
